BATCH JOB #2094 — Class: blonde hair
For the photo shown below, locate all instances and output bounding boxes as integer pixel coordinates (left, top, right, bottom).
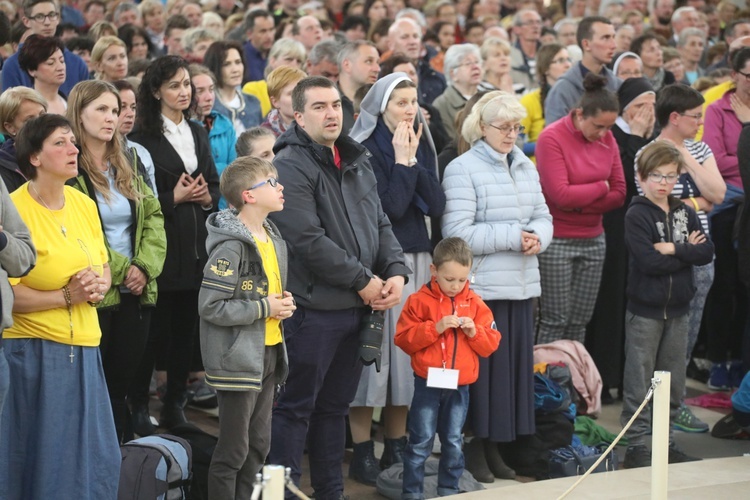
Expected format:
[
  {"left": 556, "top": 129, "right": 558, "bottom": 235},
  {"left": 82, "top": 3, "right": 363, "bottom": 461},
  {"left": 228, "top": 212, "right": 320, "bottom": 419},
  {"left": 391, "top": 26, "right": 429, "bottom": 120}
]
[
  {"left": 89, "top": 20, "right": 119, "bottom": 41},
  {"left": 266, "top": 67, "right": 307, "bottom": 102},
  {"left": 461, "top": 91, "right": 526, "bottom": 145},
  {"left": 221, "top": 156, "right": 278, "bottom": 209},
  {"left": 139, "top": 0, "right": 164, "bottom": 19},
  {"left": 67, "top": 81, "right": 141, "bottom": 203},
  {"left": 266, "top": 39, "right": 307, "bottom": 77},
  {"left": 0, "top": 87, "right": 47, "bottom": 135},
  {"left": 91, "top": 36, "right": 127, "bottom": 80}
]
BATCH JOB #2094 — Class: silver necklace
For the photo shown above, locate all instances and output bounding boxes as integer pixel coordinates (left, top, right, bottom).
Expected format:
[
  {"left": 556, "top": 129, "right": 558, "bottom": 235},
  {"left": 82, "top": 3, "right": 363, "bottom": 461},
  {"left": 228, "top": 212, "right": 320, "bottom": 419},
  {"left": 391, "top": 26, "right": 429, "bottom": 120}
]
[{"left": 30, "top": 182, "right": 67, "bottom": 237}]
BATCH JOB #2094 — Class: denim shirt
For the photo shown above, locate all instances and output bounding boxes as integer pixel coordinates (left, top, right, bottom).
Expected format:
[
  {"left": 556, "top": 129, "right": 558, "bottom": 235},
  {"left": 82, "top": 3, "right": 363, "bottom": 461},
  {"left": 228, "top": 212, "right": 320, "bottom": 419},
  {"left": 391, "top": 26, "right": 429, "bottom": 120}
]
[{"left": 212, "top": 89, "right": 263, "bottom": 135}]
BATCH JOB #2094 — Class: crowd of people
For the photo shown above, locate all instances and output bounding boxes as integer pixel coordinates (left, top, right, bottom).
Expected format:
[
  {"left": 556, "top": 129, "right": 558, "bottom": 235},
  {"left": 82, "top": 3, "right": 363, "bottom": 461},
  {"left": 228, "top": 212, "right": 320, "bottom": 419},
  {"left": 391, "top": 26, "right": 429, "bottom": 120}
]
[{"left": 0, "top": 0, "right": 750, "bottom": 498}]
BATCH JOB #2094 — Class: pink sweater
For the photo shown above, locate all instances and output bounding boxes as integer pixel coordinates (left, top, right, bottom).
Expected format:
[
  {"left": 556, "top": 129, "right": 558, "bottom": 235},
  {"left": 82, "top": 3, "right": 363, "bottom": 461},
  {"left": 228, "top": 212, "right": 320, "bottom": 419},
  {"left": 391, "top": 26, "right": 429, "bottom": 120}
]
[{"left": 536, "top": 113, "right": 626, "bottom": 239}]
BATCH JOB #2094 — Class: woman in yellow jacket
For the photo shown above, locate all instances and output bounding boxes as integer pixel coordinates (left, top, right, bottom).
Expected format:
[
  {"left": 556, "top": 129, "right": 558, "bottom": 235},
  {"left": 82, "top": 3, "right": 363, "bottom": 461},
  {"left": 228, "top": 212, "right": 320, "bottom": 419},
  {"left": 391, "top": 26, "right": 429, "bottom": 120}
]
[{"left": 520, "top": 43, "right": 572, "bottom": 163}]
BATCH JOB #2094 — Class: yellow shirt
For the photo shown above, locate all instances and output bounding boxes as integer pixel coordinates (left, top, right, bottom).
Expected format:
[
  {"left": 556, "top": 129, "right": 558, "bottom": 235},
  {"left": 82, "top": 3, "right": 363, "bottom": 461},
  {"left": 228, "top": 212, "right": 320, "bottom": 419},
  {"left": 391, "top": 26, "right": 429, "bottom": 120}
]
[
  {"left": 696, "top": 80, "right": 735, "bottom": 141},
  {"left": 6, "top": 184, "right": 108, "bottom": 346},
  {"left": 242, "top": 81, "right": 272, "bottom": 118},
  {"left": 253, "top": 233, "right": 282, "bottom": 345},
  {"left": 520, "top": 88, "right": 545, "bottom": 164}
]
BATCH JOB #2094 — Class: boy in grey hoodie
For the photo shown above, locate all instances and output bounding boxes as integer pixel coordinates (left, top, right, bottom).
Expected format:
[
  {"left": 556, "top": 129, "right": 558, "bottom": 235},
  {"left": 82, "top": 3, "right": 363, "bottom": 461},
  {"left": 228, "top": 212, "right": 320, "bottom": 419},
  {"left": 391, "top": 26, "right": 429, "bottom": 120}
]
[{"left": 198, "top": 156, "right": 296, "bottom": 499}]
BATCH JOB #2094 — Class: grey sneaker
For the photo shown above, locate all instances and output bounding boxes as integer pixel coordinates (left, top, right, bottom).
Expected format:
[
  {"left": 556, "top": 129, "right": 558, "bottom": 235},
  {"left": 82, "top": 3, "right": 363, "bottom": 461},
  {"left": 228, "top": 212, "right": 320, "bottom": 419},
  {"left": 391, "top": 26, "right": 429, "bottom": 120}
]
[
  {"left": 673, "top": 404, "right": 709, "bottom": 433},
  {"left": 668, "top": 445, "right": 701, "bottom": 463}
]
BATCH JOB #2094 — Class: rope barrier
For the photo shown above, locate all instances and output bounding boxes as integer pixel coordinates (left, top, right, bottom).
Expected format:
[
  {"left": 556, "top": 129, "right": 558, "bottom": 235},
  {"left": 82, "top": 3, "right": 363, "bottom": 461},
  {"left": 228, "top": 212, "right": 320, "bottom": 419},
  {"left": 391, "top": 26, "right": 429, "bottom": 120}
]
[
  {"left": 284, "top": 467, "right": 312, "bottom": 500},
  {"left": 556, "top": 375, "right": 663, "bottom": 500}
]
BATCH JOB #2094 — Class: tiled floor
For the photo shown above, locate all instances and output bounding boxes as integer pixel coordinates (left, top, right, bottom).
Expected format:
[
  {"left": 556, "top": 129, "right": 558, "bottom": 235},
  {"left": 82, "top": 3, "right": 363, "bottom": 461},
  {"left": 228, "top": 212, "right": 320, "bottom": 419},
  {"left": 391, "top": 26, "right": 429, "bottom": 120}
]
[{"left": 160, "top": 378, "right": 750, "bottom": 499}]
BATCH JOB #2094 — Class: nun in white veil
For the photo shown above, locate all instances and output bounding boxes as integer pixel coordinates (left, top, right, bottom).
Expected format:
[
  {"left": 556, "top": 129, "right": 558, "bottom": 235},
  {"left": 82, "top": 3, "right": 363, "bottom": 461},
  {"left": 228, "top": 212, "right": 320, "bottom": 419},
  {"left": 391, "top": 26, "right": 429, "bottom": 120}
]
[{"left": 346, "top": 73, "right": 447, "bottom": 480}]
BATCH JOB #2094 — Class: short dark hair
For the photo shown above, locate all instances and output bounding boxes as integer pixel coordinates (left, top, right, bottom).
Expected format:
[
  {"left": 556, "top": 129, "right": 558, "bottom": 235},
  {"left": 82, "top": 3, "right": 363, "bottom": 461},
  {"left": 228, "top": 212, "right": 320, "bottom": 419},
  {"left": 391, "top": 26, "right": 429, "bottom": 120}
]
[
  {"left": 732, "top": 46, "right": 750, "bottom": 72},
  {"left": 22, "top": 0, "right": 57, "bottom": 18},
  {"left": 379, "top": 53, "right": 416, "bottom": 79},
  {"left": 630, "top": 32, "right": 666, "bottom": 57},
  {"left": 341, "top": 15, "right": 368, "bottom": 33},
  {"left": 84, "top": 0, "right": 105, "bottom": 12},
  {"left": 203, "top": 41, "right": 245, "bottom": 88},
  {"left": 112, "top": 79, "right": 135, "bottom": 94},
  {"left": 433, "top": 237, "right": 473, "bottom": 268},
  {"left": 655, "top": 83, "right": 705, "bottom": 128},
  {"left": 576, "top": 73, "right": 619, "bottom": 117},
  {"left": 291, "top": 76, "right": 337, "bottom": 113},
  {"left": 16, "top": 114, "right": 72, "bottom": 180},
  {"left": 165, "top": 14, "right": 190, "bottom": 38},
  {"left": 636, "top": 140, "right": 685, "bottom": 180},
  {"left": 726, "top": 18, "right": 750, "bottom": 39},
  {"left": 245, "top": 9, "right": 272, "bottom": 31},
  {"left": 576, "top": 16, "right": 611, "bottom": 48},
  {"left": 56, "top": 22, "right": 78, "bottom": 35},
  {"left": 18, "top": 35, "right": 65, "bottom": 73},
  {"left": 66, "top": 35, "right": 94, "bottom": 53}
]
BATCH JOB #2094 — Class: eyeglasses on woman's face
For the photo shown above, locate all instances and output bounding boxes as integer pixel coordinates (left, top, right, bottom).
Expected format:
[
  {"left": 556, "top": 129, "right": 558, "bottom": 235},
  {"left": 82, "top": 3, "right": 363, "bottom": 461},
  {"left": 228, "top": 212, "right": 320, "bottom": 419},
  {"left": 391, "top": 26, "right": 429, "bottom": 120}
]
[{"left": 486, "top": 123, "right": 525, "bottom": 136}]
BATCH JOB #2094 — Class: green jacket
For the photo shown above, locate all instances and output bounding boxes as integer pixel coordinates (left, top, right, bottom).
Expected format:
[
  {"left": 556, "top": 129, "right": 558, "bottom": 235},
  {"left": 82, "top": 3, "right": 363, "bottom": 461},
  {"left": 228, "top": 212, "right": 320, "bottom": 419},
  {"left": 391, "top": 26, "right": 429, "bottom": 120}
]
[{"left": 70, "top": 166, "right": 166, "bottom": 309}]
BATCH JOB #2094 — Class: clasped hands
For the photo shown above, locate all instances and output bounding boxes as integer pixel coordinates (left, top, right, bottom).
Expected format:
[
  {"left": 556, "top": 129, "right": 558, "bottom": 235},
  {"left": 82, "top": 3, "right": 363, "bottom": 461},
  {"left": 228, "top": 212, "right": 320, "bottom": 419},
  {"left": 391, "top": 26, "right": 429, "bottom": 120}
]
[
  {"left": 269, "top": 291, "right": 297, "bottom": 320},
  {"left": 174, "top": 172, "right": 212, "bottom": 206},
  {"left": 521, "top": 230, "right": 541, "bottom": 256},
  {"left": 67, "top": 266, "right": 109, "bottom": 305},
  {"left": 358, "top": 274, "right": 405, "bottom": 310}
]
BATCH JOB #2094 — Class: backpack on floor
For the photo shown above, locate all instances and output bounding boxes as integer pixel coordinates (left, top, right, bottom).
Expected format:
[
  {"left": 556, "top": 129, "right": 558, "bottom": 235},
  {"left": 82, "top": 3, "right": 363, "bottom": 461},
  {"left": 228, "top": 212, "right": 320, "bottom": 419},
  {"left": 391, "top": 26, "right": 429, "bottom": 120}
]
[
  {"left": 118, "top": 434, "right": 193, "bottom": 500},
  {"left": 168, "top": 423, "right": 218, "bottom": 500}
]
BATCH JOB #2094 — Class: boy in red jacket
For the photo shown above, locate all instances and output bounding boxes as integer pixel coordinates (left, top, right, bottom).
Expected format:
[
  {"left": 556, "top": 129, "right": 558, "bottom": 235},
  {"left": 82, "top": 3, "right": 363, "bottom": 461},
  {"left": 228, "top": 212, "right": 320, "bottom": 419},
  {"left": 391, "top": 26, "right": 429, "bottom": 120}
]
[{"left": 395, "top": 237, "right": 501, "bottom": 499}]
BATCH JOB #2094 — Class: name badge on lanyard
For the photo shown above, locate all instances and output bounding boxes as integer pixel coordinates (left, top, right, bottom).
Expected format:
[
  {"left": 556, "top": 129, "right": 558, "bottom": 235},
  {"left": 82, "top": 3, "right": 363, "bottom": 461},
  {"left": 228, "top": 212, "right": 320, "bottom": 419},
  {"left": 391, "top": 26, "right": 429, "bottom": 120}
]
[{"left": 426, "top": 333, "right": 459, "bottom": 390}]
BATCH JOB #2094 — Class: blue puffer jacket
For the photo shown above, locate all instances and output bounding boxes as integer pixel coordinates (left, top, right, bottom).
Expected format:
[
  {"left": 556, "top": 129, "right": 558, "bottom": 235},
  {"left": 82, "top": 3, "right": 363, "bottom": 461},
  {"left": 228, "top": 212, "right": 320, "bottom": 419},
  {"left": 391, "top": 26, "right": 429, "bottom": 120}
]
[
  {"left": 212, "top": 89, "right": 263, "bottom": 134},
  {"left": 198, "top": 112, "right": 237, "bottom": 209},
  {"left": 441, "top": 140, "right": 553, "bottom": 301}
]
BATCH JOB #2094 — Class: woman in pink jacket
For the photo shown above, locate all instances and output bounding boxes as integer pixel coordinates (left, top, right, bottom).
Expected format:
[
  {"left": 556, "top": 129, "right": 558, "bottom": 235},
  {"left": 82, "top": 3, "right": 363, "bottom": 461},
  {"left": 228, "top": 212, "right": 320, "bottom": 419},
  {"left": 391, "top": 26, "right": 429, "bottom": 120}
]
[{"left": 535, "top": 74, "right": 626, "bottom": 345}]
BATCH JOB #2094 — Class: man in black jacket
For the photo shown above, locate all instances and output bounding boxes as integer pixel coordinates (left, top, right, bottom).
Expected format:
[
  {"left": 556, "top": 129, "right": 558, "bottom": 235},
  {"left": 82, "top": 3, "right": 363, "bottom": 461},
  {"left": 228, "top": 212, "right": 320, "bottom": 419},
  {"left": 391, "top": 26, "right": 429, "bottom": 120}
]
[{"left": 268, "top": 76, "right": 410, "bottom": 500}]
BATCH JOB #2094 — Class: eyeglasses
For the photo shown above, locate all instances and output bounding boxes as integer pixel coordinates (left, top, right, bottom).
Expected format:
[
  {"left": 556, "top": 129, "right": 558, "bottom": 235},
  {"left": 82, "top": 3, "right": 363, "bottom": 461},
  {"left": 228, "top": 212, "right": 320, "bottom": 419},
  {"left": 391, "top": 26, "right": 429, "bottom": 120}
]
[
  {"left": 551, "top": 57, "right": 572, "bottom": 65},
  {"left": 520, "top": 19, "right": 542, "bottom": 26},
  {"left": 647, "top": 172, "right": 680, "bottom": 184},
  {"left": 247, "top": 177, "right": 279, "bottom": 190},
  {"left": 487, "top": 123, "right": 525, "bottom": 135},
  {"left": 679, "top": 112, "right": 702, "bottom": 120},
  {"left": 29, "top": 11, "right": 59, "bottom": 22},
  {"left": 457, "top": 59, "right": 481, "bottom": 69},
  {"left": 737, "top": 70, "right": 750, "bottom": 81}
]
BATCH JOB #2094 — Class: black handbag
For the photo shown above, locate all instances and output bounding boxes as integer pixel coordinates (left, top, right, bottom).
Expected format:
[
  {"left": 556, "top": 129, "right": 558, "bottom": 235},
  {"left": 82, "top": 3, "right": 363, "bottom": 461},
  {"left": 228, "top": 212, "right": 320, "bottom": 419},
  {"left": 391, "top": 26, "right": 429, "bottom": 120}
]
[{"left": 548, "top": 445, "right": 619, "bottom": 478}]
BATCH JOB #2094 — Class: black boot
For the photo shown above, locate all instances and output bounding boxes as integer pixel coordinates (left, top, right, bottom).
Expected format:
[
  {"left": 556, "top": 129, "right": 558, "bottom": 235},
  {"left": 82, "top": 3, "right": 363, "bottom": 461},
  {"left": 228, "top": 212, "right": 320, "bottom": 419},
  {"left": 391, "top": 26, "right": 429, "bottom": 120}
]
[
  {"left": 131, "top": 404, "right": 155, "bottom": 437},
  {"left": 483, "top": 440, "right": 516, "bottom": 480},
  {"left": 159, "top": 399, "right": 188, "bottom": 429},
  {"left": 463, "top": 438, "right": 494, "bottom": 483},
  {"left": 349, "top": 440, "right": 381, "bottom": 486},
  {"left": 380, "top": 436, "right": 407, "bottom": 469}
]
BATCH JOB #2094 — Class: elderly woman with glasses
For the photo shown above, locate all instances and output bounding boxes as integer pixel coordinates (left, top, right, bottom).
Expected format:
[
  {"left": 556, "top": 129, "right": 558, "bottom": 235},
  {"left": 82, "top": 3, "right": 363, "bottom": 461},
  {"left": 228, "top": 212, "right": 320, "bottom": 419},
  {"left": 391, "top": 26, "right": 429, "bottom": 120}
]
[
  {"left": 433, "top": 44, "right": 484, "bottom": 141},
  {"left": 441, "top": 91, "right": 553, "bottom": 482}
]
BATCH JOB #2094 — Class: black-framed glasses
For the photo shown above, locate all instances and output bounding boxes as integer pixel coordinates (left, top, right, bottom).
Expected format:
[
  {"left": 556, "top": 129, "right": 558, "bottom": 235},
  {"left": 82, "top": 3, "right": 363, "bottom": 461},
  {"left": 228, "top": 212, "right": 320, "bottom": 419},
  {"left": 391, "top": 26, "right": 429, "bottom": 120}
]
[
  {"left": 737, "top": 70, "right": 750, "bottom": 81},
  {"left": 679, "top": 112, "right": 702, "bottom": 120},
  {"left": 647, "top": 172, "right": 680, "bottom": 184},
  {"left": 29, "top": 11, "right": 59, "bottom": 22},
  {"left": 487, "top": 123, "right": 525, "bottom": 135},
  {"left": 247, "top": 177, "right": 279, "bottom": 190}
]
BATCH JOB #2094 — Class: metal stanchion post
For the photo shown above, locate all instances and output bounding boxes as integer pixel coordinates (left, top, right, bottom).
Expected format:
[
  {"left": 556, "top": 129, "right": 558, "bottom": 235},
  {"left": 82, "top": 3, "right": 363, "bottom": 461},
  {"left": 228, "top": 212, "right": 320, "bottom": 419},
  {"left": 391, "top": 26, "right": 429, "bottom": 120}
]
[
  {"left": 263, "top": 464, "right": 286, "bottom": 499},
  {"left": 651, "top": 371, "right": 670, "bottom": 500}
]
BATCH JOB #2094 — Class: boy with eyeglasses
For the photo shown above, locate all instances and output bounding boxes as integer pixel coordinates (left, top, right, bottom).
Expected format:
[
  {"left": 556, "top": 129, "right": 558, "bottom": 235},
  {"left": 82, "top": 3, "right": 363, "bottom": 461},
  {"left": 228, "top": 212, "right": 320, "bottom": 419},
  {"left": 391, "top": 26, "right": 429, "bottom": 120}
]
[
  {"left": 2, "top": 0, "right": 89, "bottom": 93},
  {"left": 620, "top": 140, "right": 714, "bottom": 469},
  {"left": 198, "top": 156, "right": 295, "bottom": 498}
]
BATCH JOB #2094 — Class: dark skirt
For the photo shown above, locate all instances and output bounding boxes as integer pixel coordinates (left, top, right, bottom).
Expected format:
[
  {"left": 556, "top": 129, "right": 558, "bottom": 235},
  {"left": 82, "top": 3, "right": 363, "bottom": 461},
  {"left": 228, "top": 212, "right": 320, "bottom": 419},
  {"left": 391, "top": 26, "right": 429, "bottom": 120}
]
[{"left": 468, "top": 299, "right": 535, "bottom": 442}]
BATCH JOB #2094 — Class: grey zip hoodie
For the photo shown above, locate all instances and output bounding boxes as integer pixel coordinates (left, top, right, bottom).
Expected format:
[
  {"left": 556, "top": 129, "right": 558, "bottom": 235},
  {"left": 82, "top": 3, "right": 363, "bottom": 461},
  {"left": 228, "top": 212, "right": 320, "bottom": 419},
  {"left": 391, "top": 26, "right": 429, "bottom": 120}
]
[{"left": 198, "top": 209, "right": 289, "bottom": 391}]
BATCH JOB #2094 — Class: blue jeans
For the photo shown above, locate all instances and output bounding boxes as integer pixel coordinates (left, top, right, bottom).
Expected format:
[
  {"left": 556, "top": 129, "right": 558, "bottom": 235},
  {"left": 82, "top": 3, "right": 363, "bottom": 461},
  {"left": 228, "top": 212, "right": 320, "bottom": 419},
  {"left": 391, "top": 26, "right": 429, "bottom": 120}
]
[
  {"left": 0, "top": 346, "right": 7, "bottom": 445},
  {"left": 402, "top": 375, "right": 469, "bottom": 499}
]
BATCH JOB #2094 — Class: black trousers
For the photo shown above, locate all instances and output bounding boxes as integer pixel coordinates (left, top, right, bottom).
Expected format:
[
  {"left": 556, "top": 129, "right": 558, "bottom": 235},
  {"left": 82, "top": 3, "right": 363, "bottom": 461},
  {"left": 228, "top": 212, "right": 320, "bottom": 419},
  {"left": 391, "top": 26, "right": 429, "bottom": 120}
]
[
  {"left": 130, "top": 290, "right": 199, "bottom": 407},
  {"left": 99, "top": 293, "right": 152, "bottom": 442}
]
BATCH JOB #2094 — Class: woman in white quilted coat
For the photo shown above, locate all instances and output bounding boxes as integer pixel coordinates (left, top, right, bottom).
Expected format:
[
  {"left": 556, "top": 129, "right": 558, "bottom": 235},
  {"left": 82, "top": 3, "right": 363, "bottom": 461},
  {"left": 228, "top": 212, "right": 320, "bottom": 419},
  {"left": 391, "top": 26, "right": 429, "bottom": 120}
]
[{"left": 441, "top": 91, "right": 553, "bottom": 482}]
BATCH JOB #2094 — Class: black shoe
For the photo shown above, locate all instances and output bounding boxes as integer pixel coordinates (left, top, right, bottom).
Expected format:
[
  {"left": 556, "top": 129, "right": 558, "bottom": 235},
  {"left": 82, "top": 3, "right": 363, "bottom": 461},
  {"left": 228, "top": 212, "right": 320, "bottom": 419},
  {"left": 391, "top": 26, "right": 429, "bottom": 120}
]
[
  {"left": 131, "top": 404, "right": 155, "bottom": 437},
  {"left": 464, "top": 438, "right": 494, "bottom": 483},
  {"left": 623, "top": 445, "right": 651, "bottom": 469},
  {"left": 380, "top": 436, "right": 407, "bottom": 469},
  {"left": 483, "top": 440, "right": 516, "bottom": 480},
  {"left": 349, "top": 440, "right": 381, "bottom": 486},
  {"left": 668, "top": 445, "right": 701, "bottom": 464},
  {"left": 601, "top": 385, "right": 615, "bottom": 405},
  {"left": 159, "top": 402, "right": 188, "bottom": 429}
]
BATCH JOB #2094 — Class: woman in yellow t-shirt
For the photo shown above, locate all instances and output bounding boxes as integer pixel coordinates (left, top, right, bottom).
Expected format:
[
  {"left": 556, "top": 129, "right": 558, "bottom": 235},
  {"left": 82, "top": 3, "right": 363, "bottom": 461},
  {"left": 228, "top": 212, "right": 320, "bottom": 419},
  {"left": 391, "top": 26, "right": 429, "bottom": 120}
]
[
  {"left": 0, "top": 114, "right": 120, "bottom": 499},
  {"left": 519, "top": 43, "right": 571, "bottom": 163}
]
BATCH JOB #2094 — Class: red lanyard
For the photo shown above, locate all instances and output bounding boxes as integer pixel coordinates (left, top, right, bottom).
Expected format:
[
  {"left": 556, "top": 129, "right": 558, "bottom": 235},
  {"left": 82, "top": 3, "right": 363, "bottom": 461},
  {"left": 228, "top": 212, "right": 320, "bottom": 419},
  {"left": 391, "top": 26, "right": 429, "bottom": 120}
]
[{"left": 440, "top": 335, "right": 448, "bottom": 369}]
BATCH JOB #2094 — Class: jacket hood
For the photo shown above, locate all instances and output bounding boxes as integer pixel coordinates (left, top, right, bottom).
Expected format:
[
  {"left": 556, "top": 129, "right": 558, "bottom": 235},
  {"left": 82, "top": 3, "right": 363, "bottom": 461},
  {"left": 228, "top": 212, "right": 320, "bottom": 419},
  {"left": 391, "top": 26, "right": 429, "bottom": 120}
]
[
  {"left": 629, "top": 194, "right": 683, "bottom": 212},
  {"left": 206, "top": 209, "right": 282, "bottom": 254}
]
